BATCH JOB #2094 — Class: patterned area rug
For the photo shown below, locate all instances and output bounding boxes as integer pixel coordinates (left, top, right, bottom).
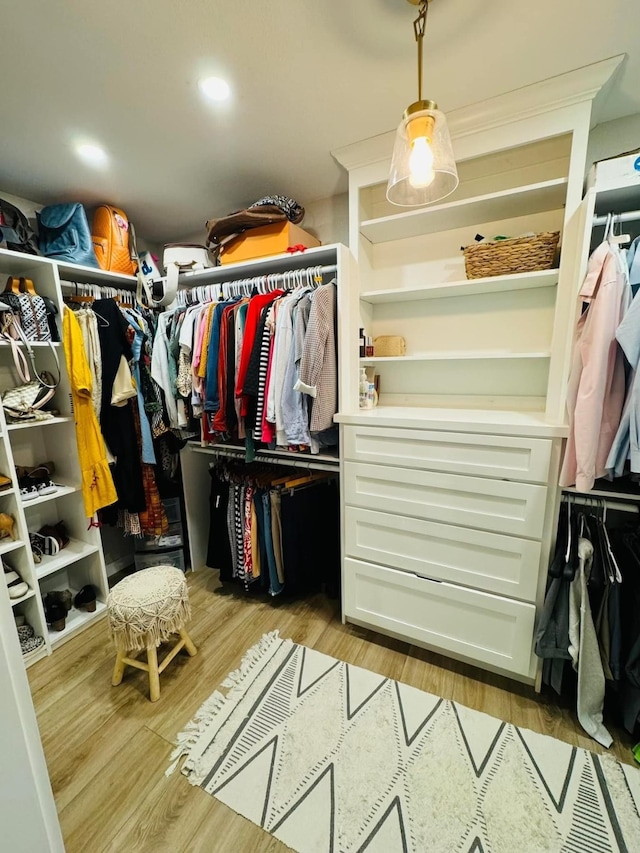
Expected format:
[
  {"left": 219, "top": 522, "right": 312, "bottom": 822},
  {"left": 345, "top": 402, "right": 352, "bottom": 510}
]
[{"left": 170, "top": 632, "right": 640, "bottom": 852}]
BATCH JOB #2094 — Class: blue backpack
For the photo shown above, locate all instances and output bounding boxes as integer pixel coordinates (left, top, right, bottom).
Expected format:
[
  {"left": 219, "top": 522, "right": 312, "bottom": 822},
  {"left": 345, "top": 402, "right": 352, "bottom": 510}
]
[{"left": 36, "top": 203, "right": 98, "bottom": 267}]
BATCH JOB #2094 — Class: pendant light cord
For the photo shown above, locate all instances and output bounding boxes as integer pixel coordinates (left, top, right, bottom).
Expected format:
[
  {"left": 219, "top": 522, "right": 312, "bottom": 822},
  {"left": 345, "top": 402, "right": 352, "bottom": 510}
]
[{"left": 413, "top": 0, "right": 429, "bottom": 102}]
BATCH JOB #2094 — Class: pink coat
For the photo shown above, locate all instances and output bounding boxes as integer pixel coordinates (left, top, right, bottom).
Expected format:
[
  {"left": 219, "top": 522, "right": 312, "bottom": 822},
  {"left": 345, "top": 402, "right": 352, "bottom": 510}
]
[{"left": 559, "top": 242, "right": 630, "bottom": 491}]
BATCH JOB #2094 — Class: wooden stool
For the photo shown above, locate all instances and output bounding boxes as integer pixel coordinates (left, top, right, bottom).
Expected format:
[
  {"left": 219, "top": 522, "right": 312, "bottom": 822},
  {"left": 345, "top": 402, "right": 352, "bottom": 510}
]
[{"left": 107, "top": 566, "right": 197, "bottom": 702}]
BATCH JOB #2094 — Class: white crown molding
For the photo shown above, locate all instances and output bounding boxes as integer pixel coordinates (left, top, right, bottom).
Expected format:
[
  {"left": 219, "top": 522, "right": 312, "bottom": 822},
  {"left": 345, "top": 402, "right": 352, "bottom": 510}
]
[{"left": 332, "top": 55, "right": 625, "bottom": 172}]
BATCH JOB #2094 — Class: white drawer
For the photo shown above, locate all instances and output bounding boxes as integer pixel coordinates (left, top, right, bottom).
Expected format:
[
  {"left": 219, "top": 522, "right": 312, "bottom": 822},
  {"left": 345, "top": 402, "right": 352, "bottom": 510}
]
[
  {"left": 345, "top": 507, "right": 541, "bottom": 601},
  {"left": 344, "top": 558, "right": 536, "bottom": 678},
  {"left": 343, "top": 426, "right": 552, "bottom": 484},
  {"left": 343, "top": 461, "right": 547, "bottom": 538}
]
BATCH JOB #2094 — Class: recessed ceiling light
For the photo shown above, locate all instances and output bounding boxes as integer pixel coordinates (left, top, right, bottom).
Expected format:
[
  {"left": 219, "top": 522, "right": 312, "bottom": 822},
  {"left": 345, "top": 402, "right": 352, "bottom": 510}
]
[
  {"left": 199, "top": 76, "right": 231, "bottom": 101},
  {"left": 75, "top": 143, "right": 108, "bottom": 167}
]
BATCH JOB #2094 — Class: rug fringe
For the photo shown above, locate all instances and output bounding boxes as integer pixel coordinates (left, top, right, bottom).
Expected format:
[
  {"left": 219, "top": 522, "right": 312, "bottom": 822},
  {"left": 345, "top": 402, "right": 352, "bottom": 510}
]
[{"left": 166, "top": 630, "right": 283, "bottom": 778}]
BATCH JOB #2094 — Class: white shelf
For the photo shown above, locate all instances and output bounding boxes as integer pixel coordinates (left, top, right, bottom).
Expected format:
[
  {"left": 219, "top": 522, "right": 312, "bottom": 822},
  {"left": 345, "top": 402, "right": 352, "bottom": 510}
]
[
  {"left": 0, "top": 247, "right": 54, "bottom": 274},
  {"left": 0, "top": 539, "right": 24, "bottom": 557},
  {"left": 0, "top": 341, "right": 62, "bottom": 349},
  {"left": 360, "top": 269, "right": 560, "bottom": 304},
  {"left": 50, "top": 600, "right": 107, "bottom": 648},
  {"left": 21, "top": 484, "right": 79, "bottom": 508},
  {"left": 36, "top": 540, "right": 100, "bottom": 580},
  {"left": 360, "top": 178, "right": 568, "bottom": 244},
  {"left": 57, "top": 260, "right": 137, "bottom": 286},
  {"left": 10, "top": 588, "right": 36, "bottom": 607},
  {"left": 0, "top": 487, "right": 16, "bottom": 497},
  {"left": 7, "top": 416, "right": 73, "bottom": 432},
  {"left": 334, "top": 406, "right": 569, "bottom": 438},
  {"left": 360, "top": 351, "right": 551, "bottom": 364}
]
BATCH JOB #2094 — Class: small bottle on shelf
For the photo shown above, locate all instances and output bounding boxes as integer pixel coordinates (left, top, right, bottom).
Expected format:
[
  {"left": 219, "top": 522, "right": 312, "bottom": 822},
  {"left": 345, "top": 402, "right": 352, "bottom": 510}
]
[
  {"left": 359, "top": 328, "right": 366, "bottom": 358},
  {"left": 359, "top": 368, "right": 369, "bottom": 408}
]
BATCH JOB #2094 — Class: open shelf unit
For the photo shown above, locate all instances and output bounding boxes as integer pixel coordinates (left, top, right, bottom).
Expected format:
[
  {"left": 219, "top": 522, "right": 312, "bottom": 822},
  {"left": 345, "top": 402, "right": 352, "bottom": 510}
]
[
  {"left": 360, "top": 178, "right": 568, "bottom": 244},
  {"left": 0, "top": 247, "right": 110, "bottom": 668},
  {"left": 360, "top": 269, "right": 560, "bottom": 304},
  {"left": 335, "top": 128, "right": 579, "bottom": 420}
]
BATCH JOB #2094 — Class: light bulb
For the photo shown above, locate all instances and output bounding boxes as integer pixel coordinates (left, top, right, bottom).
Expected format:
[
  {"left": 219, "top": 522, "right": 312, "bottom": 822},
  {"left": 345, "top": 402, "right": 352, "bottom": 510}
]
[{"left": 409, "top": 137, "right": 435, "bottom": 189}]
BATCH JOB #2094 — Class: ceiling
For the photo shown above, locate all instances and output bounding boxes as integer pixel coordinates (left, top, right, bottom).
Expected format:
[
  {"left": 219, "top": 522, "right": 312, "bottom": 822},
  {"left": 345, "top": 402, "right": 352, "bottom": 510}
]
[{"left": 2, "top": 0, "right": 639, "bottom": 243}]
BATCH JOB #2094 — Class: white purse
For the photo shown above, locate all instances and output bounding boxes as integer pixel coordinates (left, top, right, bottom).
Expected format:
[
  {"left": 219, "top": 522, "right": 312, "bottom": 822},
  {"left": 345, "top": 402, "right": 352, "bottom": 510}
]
[{"left": 159, "top": 244, "right": 214, "bottom": 307}]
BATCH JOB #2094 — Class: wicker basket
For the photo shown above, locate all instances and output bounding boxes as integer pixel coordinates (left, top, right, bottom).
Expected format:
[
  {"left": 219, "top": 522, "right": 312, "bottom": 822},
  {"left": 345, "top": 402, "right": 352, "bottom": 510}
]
[{"left": 463, "top": 231, "right": 560, "bottom": 279}]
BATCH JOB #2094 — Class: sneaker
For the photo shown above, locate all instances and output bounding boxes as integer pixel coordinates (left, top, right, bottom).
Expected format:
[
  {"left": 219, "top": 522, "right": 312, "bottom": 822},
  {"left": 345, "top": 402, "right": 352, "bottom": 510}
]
[
  {"left": 4, "top": 566, "right": 29, "bottom": 599},
  {"left": 37, "top": 480, "right": 58, "bottom": 496},
  {"left": 20, "top": 486, "right": 38, "bottom": 502},
  {"left": 21, "top": 634, "right": 45, "bottom": 657}
]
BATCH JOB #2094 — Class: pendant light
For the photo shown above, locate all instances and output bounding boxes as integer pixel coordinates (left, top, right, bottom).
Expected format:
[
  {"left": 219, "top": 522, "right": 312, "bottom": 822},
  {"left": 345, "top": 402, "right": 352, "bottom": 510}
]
[{"left": 386, "top": 0, "right": 459, "bottom": 207}]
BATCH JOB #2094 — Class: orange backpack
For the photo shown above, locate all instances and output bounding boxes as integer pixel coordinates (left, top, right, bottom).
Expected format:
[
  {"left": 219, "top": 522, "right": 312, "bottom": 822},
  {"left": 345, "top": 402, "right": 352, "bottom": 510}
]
[{"left": 91, "top": 205, "right": 137, "bottom": 275}]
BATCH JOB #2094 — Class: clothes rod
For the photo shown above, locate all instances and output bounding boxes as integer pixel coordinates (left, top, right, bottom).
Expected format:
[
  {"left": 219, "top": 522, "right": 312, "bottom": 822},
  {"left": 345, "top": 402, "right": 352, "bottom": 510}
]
[
  {"left": 562, "top": 494, "right": 639, "bottom": 514},
  {"left": 179, "top": 263, "right": 338, "bottom": 290},
  {"left": 593, "top": 210, "right": 640, "bottom": 227},
  {"left": 191, "top": 444, "right": 339, "bottom": 473}
]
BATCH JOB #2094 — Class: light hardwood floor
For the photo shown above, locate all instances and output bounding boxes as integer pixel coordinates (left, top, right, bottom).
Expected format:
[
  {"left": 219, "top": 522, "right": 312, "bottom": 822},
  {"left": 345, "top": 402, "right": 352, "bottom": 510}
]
[{"left": 29, "top": 569, "right": 636, "bottom": 852}]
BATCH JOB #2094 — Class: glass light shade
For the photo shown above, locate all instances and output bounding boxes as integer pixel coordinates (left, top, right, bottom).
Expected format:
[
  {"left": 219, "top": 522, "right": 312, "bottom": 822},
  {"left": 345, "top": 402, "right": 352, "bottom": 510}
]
[{"left": 386, "top": 106, "right": 459, "bottom": 206}]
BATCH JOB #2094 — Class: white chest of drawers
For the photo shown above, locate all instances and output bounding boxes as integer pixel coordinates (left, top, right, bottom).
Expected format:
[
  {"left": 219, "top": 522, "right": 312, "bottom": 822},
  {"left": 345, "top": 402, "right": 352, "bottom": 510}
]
[{"left": 340, "top": 422, "right": 563, "bottom": 683}]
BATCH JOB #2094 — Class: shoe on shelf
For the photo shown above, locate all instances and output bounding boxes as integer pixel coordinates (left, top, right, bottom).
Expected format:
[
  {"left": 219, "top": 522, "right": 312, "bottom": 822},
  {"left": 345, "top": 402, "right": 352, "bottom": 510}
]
[
  {"left": 46, "top": 589, "right": 72, "bottom": 614},
  {"left": 20, "top": 485, "right": 39, "bottom": 502},
  {"left": 3, "top": 564, "right": 29, "bottom": 599},
  {"left": 0, "top": 512, "right": 16, "bottom": 541},
  {"left": 37, "top": 522, "right": 69, "bottom": 552},
  {"left": 74, "top": 585, "right": 97, "bottom": 613},
  {"left": 44, "top": 595, "right": 66, "bottom": 631},
  {"left": 15, "top": 461, "right": 56, "bottom": 481},
  {"left": 36, "top": 480, "right": 58, "bottom": 496},
  {"left": 0, "top": 473, "right": 12, "bottom": 491},
  {"left": 17, "top": 622, "right": 45, "bottom": 656},
  {"left": 32, "top": 530, "right": 59, "bottom": 556}
]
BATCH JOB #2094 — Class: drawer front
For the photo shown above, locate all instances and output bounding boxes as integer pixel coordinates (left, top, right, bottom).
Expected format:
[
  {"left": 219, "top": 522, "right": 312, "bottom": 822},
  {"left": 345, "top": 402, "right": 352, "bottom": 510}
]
[
  {"left": 343, "top": 426, "right": 553, "bottom": 484},
  {"left": 344, "top": 558, "right": 536, "bottom": 678},
  {"left": 345, "top": 507, "right": 541, "bottom": 601},
  {"left": 344, "top": 461, "right": 547, "bottom": 538}
]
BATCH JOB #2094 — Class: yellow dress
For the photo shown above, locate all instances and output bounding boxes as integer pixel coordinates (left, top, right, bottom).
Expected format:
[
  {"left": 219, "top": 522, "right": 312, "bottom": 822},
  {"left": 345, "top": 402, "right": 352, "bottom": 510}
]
[{"left": 63, "top": 307, "right": 118, "bottom": 516}]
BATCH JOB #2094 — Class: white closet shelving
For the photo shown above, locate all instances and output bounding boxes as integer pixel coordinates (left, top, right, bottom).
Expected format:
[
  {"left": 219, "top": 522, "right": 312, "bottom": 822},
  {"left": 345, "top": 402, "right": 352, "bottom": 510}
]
[
  {"left": 332, "top": 57, "right": 621, "bottom": 686},
  {"left": 0, "top": 247, "right": 135, "bottom": 667}
]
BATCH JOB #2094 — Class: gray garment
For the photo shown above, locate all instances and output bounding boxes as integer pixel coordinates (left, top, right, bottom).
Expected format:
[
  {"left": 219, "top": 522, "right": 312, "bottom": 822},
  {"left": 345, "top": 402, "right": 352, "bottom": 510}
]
[
  {"left": 295, "top": 283, "right": 338, "bottom": 433},
  {"left": 535, "top": 576, "right": 571, "bottom": 661},
  {"left": 281, "top": 291, "right": 313, "bottom": 445},
  {"left": 568, "top": 538, "right": 613, "bottom": 748}
]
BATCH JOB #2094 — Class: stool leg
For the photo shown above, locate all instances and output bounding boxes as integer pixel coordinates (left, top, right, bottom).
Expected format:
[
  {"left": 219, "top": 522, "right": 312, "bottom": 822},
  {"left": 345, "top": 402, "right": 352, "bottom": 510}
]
[
  {"left": 112, "top": 651, "right": 126, "bottom": 687},
  {"left": 179, "top": 627, "right": 198, "bottom": 657},
  {"left": 147, "top": 643, "right": 161, "bottom": 702}
]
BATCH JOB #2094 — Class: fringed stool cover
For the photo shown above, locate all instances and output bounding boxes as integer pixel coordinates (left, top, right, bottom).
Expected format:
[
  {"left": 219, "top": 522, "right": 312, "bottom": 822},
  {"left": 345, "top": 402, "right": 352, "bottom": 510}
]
[{"left": 108, "top": 566, "right": 192, "bottom": 652}]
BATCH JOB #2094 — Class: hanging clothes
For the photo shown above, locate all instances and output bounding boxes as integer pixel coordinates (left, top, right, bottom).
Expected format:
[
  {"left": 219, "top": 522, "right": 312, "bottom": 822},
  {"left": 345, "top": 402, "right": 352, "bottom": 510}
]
[
  {"left": 62, "top": 307, "right": 118, "bottom": 517},
  {"left": 560, "top": 240, "right": 631, "bottom": 491},
  {"left": 93, "top": 298, "right": 146, "bottom": 516}
]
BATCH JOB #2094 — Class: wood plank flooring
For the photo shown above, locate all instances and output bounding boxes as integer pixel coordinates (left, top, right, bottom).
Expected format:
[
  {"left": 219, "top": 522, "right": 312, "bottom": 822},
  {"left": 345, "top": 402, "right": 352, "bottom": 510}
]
[{"left": 29, "top": 569, "right": 637, "bottom": 852}]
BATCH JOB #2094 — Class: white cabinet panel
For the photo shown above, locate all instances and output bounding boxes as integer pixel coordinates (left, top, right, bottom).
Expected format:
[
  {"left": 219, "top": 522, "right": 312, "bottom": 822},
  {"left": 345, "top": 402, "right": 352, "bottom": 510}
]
[
  {"left": 344, "top": 558, "right": 536, "bottom": 678},
  {"left": 343, "top": 426, "right": 552, "bottom": 484},
  {"left": 345, "top": 507, "right": 541, "bottom": 601},
  {"left": 344, "top": 461, "right": 547, "bottom": 538}
]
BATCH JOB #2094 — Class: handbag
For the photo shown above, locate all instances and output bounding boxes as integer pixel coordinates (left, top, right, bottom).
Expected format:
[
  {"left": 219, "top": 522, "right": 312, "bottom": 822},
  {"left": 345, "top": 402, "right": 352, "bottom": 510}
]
[
  {"left": 91, "top": 204, "right": 137, "bottom": 275},
  {"left": 0, "top": 197, "right": 40, "bottom": 255},
  {"left": 205, "top": 196, "right": 305, "bottom": 260},
  {"left": 2, "top": 277, "right": 52, "bottom": 342},
  {"left": 1, "top": 316, "right": 60, "bottom": 422},
  {"left": 158, "top": 244, "right": 214, "bottom": 307},
  {"left": 36, "top": 203, "right": 98, "bottom": 268}
]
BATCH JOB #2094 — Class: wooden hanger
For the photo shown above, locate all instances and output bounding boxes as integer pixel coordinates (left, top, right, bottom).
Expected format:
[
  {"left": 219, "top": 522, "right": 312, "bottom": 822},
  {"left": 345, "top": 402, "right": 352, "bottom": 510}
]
[
  {"left": 64, "top": 294, "right": 94, "bottom": 305},
  {"left": 4, "top": 276, "right": 21, "bottom": 295},
  {"left": 19, "top": 277, "right": 37, "bottom": 295}
]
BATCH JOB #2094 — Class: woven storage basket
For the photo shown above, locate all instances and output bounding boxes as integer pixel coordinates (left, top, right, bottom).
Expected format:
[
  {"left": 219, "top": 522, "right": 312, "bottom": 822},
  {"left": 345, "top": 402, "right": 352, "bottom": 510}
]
[{"left": 463, "top": 231, "right": 560, "bottom": 279}]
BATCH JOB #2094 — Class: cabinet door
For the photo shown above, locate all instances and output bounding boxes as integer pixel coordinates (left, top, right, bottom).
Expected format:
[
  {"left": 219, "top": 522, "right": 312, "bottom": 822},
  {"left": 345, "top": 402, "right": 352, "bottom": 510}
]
[
  {"left": 344, "top": 558, "right": 536, "bottom": 679},
  {"left": 345, "top": 507, "right": 541, "bottom": 601},
  {"left": 343, "top": 461, "right": 547, "bottom": 538},
  {"left": 343, "top": 426, "right": 553, "bottom": 484}
]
